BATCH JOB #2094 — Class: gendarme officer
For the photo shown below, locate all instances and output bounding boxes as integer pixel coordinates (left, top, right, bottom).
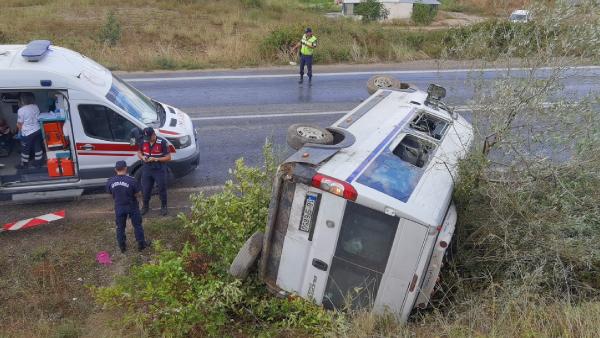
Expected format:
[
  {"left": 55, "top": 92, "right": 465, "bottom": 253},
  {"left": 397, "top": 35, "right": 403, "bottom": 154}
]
[
  {"left": 106, "top": 160, "right": 151, "bottom": 253},
  {"left": 138, "top": 127, "right": 171, "bottom": 216}
]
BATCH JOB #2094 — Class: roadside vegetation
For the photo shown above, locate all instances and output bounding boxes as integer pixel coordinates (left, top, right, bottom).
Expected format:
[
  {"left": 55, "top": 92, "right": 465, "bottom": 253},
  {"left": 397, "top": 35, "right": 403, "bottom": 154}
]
[
  {"left": 1, "top": 1, "right": 600, "bottom": 337},
  {"left": 1, "top": 0, "right": 591, "bottom": 71},
  {"left": 93, "top": 1, "right": 600, "bottom": 337}
]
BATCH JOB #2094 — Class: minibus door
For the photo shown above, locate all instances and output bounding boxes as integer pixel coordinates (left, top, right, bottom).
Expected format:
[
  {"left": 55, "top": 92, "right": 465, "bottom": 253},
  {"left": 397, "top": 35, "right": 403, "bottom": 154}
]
[
  {"left": 71, "top": 102, "right": 140, "bottom": 180},
  {"left": 318, "top": 201, "right": 400, "bottom": 311}
]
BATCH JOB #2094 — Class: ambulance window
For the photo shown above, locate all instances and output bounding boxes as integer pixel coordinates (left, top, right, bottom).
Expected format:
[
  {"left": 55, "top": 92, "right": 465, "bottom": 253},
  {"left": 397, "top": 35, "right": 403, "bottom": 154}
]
[
  {"left": 409, "top": 112, "right": 449, "bottom": 140},
  {"left": 79, "top": 105, "right": 137, "bottom": 142}
]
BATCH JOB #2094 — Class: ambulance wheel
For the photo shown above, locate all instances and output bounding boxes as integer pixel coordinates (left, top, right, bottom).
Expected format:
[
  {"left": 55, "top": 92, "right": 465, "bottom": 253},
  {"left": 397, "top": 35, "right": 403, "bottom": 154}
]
[
  {"left": 229, "top": 231, "right": 264, "bottom": 280},
  {"left": 287, "top": 124, "right": 334, "bottom": 150}
]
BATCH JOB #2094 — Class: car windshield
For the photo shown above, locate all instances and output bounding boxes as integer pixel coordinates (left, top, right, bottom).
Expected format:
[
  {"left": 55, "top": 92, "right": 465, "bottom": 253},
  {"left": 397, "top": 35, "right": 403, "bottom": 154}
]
[{"left": 106, "top": 74, "right": 158, "bottom": 125}]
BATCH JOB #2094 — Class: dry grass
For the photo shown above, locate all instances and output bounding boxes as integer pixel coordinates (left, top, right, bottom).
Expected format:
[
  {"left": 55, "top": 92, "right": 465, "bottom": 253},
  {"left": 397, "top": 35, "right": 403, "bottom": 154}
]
[{"left": 0, "top": 0, "right": 474, "bottom": 71}]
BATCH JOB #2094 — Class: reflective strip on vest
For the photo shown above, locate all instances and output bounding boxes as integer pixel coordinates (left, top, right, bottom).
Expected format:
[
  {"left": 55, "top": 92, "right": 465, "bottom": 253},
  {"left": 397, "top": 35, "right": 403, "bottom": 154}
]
[
  {"left": 142, "top": 141, "right": 163, "bottom": 157},
  {"left": 301, "top": 35, "right": 317, "bottom": 56}
]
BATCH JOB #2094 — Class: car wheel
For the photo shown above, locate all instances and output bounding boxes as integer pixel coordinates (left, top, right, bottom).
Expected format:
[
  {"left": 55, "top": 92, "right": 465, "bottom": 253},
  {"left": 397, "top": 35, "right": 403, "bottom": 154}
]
[
  {"left": 229, "top": 231, "right": 264, "bottom": 280},
  {"left": 286, "top": 124, "right": 334, "bottom": 150}
]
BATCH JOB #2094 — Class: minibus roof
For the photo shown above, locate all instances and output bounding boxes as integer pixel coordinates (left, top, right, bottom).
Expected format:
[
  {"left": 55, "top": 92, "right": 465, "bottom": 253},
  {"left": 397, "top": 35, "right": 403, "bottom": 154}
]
[
  {"left": 317, "top": 90, "right": 473, "bottom": 227},
  {"left": 0, "top": 43, "right": 112, "bottom": 95}
]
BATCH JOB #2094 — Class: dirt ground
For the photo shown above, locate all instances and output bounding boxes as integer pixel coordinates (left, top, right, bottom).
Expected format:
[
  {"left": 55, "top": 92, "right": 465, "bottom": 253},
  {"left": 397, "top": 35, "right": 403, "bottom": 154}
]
[{"left": 0, "top": 189, "right": 214, "bottom": 337}]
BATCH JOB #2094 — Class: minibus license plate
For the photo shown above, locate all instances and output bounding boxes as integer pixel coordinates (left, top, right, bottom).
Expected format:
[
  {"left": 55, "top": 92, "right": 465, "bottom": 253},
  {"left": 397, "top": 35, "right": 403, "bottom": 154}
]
[{"left": 300, "top": 193, "right": 318, "bottom": 232}]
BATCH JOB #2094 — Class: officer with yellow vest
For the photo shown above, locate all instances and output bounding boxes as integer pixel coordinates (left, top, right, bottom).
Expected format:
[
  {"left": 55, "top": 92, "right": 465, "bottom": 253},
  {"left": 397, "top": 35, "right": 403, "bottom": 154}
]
[{"left": 297, "top": 27, "right": 317, "bottom": 84}]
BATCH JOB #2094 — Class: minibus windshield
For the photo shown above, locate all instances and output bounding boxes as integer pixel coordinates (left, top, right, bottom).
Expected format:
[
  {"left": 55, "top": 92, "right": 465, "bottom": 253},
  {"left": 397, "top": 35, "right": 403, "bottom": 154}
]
[{"left": 106, "top": 75, "right": 159, "bottom": 125}]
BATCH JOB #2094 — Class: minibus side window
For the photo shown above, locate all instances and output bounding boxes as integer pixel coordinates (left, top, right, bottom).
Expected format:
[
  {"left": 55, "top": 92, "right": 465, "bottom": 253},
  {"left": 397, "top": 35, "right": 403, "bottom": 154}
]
[
  {"left": 79, "top": 105, "right": 137, "bottom": 142},
  {"left": 409, "top": 112, "right": 449, "bottom": 141}
]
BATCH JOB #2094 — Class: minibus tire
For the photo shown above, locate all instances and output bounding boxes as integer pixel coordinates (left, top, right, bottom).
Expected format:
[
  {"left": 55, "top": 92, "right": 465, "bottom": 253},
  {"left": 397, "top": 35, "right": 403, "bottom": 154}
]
[
  {"left": 287, "top": 124, "right": 334, "bottom": 150},
  {"left": 229, "top": 231, "right": 264, "bottom": 280},
  {"left": 367, "top": 75, "right": 402, "bottom": 95}
]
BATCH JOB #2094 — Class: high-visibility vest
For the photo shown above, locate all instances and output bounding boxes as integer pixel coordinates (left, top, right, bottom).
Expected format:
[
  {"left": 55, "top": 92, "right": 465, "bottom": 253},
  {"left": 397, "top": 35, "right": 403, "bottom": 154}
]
[
  {"left": 300, "top": 34, "right": 318, "bottom": 56},
  {"left": 141, "top": 139, "right": 165, "bottom": 158}
]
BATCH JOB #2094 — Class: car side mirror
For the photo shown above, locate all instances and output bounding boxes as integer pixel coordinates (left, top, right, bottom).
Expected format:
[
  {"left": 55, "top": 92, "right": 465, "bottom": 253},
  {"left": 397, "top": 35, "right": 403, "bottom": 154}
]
[{"left": 129, "top": 127, "right": 143, "bottom": 147}]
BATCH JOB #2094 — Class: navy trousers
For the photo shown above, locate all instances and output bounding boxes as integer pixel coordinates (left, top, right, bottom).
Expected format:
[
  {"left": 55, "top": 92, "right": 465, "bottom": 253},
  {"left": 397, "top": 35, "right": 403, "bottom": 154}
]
[
  {"left": 21, "top": 129, "right": 43, "bottom": 165},
  {"left": 299, "top": 54, "right": 313, "bottom": 79},
  {"left": 142, "top": 166, "right": 167, "bottom": 207},
  {"left": 115, "top": 205, "right": 145, "bottom": 249}
]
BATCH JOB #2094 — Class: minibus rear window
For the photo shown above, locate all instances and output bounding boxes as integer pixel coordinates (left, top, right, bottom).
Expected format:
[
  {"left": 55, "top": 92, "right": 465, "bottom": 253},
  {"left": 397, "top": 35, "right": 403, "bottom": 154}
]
[{"left": 323, "top": 202, "right": 398, "bottom": 310}]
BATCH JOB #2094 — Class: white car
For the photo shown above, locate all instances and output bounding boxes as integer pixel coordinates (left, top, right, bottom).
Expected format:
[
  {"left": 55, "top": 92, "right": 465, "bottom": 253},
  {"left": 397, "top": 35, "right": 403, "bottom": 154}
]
[
  {"left": 510, "top": 9, "right": 532, "bottom": 23},
  {"left": 231, "top": 79, "right": 473, "bottom": 322},
  {"left": 0, "top": 40, "right": 199, "bottom": 201}
]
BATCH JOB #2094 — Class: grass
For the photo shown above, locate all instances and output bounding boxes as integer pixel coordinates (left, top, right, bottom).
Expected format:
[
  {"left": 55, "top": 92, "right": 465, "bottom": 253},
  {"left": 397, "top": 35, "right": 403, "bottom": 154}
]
[
  {"left": 0, "top": 212, "right": 191, "bottom": 337},
  {"left": 0, "top": 0, "right": 468, "bottom": 71}
]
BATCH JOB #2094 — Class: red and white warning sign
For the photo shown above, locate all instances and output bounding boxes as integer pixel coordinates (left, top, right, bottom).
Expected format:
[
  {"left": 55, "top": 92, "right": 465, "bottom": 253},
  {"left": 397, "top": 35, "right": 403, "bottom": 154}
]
[{"left": 1, "top": 210, "right": 66, "bottom": 233}]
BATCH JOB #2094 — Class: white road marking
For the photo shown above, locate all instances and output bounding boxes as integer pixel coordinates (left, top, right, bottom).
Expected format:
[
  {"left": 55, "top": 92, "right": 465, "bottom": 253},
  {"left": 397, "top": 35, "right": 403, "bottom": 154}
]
[
  {"left": 191, "top": 110, "right": 349, "bottom": 121},
  {"left": 190, "top": 106, "right": 475, "bottom": 121},
  {"left": 190, "top": 102, "right": 565, "bottom": 121},
  {"left": 126, "top": 66, "right": 600, "bottom": 83}
]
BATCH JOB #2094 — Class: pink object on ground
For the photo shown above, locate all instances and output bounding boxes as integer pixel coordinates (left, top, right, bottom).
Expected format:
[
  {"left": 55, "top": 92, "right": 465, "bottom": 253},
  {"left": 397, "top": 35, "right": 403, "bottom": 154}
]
[{"left": 96, "top": 251, "right": 112, "bottom": 265}]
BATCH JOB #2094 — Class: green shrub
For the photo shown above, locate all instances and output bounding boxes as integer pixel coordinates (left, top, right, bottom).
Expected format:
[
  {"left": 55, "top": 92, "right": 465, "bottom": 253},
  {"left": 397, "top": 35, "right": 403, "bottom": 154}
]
[
  {"left": 94, "top": 143, "right": 344, "bottom": 336},
  {"left": 240, "top": 0, "right": 263, "bottom": 8},
  {"left": 260, "top": 25, "right": 303, "bottom": 60},
  {"left": 98, "top": 11, "right": 121, "bottom": 47},
  {"left": 355, "top": 0, "right": 390, "bottom": 23},
  {"left": 411, "top": 4, "right": 438, "bottom": 26},
  {"left": 440, "top": 0, "right": 467, "bottom": 12}
]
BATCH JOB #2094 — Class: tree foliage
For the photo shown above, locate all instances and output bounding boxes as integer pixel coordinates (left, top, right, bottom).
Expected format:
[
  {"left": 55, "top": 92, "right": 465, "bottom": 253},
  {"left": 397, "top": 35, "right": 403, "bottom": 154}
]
[{"left": 355, "top": 0, "right": 390, "bottom": 22}]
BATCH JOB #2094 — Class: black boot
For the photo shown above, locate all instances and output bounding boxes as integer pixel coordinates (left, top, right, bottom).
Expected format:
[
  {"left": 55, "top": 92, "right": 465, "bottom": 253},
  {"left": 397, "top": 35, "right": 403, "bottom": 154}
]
[
  {"left": 138, "top": 240, "right": 152, "bottom": 252},
  {"left": 119, "top": 245, "right": 127, "bottom": 254},
  {"left": 141, "top": 205, "right": 149, "bottom": 215},
  {"left": 298, "top": 76, "right": 303, "bottom": 84},
  {"left": 160, "top": 205, "right": 168, "bottom": 216},
  {"left": 308, "top": 77, "right": 312, "bottom": 86}
]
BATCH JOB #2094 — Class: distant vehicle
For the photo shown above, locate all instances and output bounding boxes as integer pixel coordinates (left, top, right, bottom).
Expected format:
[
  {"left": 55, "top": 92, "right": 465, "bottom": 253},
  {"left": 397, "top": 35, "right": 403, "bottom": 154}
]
[
  {"left": 510, "top": 9, "right": 532, "bottom": 23},
  {"left": 230, "top": 78, "right": 474, "bottom": 322},
  {"left": 0, "top": 40, "right": 200, "bottom": 201}
]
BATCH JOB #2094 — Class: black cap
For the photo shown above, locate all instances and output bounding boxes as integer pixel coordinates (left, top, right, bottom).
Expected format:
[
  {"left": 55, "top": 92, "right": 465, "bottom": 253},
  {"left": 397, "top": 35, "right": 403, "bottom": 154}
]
[
  {"left": 115, "top": 160, "right": 127, "bottom": 170},
  {"left": 305, "top": 27, "right": 312, "bottom": 33},
  {"left": 142, "top": 127, "right": 155, "bottom": 141}
]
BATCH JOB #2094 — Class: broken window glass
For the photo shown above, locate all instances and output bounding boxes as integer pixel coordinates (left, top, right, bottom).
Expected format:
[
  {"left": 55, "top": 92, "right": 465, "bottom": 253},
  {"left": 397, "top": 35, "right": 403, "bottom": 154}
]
[{"left": 409, "top": 112, "right": 449, "bottom": 140}]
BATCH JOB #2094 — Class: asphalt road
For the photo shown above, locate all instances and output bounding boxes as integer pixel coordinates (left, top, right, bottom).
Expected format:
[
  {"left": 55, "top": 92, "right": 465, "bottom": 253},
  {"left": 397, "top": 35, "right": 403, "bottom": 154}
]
[{"left": 122, "top": 64, "right": 600, "bottom": 187}]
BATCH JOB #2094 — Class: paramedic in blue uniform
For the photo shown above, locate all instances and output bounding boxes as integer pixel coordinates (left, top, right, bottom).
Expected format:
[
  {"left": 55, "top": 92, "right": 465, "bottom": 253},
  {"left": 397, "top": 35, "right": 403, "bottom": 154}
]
[
  {"left": 106, "top": 160, "right": 151, "bottom": 253},
  {"left": 138, "top": 127, "right": 171, "bottom": 216}
]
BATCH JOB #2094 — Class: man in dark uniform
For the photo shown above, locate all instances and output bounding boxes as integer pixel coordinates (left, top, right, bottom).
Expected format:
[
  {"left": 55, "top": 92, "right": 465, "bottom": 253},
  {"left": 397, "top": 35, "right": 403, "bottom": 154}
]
[
  {"left": 106, "top": 160, "right": 151, "bottom": 253},
  {"left": 138, "top": 127, "right": 171, "bottom": 216}
]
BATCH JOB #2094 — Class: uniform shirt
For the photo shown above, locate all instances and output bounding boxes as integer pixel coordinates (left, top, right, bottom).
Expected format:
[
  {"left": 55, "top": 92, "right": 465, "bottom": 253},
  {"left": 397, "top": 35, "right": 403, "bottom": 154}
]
[
  {"left": 300, "top": 34, "right": 317, "bottom": 56},
  {"left": 106, "top": 174, "right": 140, "bottom": 207},
  {"left": 17, "top": 104, "right": 41, "bottom": 136},
  {"left": 140, "top": 137, "right": 169, "bottom": 169}
]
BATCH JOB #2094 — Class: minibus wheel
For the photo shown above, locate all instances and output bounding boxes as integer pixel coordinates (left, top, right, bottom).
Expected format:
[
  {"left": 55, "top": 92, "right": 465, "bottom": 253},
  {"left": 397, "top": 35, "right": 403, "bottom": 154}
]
[
  {"left": 367, "top": 75, "right": 415, "bottom": 95},
  {"left": 287, "top": 124, "right": 334, "bottom": 150},
  {"left": 229, "top": 231, "right": 264, "bottom": 280}
]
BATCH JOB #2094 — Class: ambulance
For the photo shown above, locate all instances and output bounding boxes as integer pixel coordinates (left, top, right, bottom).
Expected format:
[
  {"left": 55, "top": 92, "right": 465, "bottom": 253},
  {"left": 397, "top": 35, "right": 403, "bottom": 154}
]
[
  {"left": 230, "top": 81, "right": 473, "bottom": 321},
  {"left": 0, "top": 41, "right": 200, "bottom": 201}
]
